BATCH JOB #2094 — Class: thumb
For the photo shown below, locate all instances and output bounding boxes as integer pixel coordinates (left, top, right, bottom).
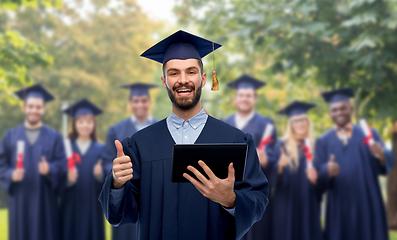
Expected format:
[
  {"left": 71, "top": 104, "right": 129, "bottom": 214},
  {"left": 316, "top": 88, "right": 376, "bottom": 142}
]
[
  {"left": 280, "top": 148, "right": 286, "bottom": 155},
  {"left": 329, "top": 154, "right": 335, "bottom": 162},
  {"left": 115, "top": 140, "right": 125, "bottom": 158},
  {"left": 41, "top": 156, "right": 47, "bottom": 163},
  {"left": 227, "top": 162, "right": 235, "bottom": 180},
  {"left": 97, "top": 159, "right": 102, "bottom": 165}
]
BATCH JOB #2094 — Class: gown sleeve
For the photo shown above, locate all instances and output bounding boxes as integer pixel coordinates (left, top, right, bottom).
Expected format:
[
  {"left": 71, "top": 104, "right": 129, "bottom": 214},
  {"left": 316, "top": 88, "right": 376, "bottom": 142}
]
[
  {"left": 233, "top": 133, "right": 269, "bottom": 239},
  {"left": 313, "top": 136, "right": 330, "bottom": 193},
  {"left": 102, "top": 126, "right": 117, "bottom": 173},
  {"left": 0, "top": 130, "right": 15, "bottom": 194},
  {"left": 371, "top": 128, "right": 395, "bottom": 175},
  {"left": 98, "top": 137, "right": 140, "bottom": 227},
  {"left": 46, "top": 132, "right": 67, "bottom": 190}
]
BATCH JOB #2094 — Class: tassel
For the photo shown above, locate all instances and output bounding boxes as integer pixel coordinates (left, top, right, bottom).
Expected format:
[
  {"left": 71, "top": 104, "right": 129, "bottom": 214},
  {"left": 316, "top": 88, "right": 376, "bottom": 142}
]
[
  {"left": 211, "top": 70, "right": 219, "bottom": 91},
  {"left": 211, "top": 42, "right": 219, "bottom": 91}
]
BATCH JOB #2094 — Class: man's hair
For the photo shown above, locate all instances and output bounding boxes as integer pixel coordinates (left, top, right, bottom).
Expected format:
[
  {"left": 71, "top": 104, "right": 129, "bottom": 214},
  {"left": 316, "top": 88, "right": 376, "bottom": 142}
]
[{"left": 162, "top": 59, "right": 204, "bottom": 77}]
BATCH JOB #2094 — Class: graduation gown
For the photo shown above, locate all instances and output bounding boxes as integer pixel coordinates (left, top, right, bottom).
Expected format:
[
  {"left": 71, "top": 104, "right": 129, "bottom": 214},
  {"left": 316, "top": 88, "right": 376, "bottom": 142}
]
[
  {"left": 102, "top": 117, "right": 157, "bottom": 240},
  {"left": 223, "top": 113, "right": 277, "bottom": 240},
  {"left": 315, "top": 125, "right": 394, "bottom": 240},
  {"left": 99, "top": 116, "right": 269, "bottom": 240},
  {"left": 269, "top": 140, "right": 322, "bottom": 240},
  {"left": 60, "top": 141, "right": 105, "bottom": 240},
  {"left": 0, "top": 124, "right": 66, "bottom": 240}
]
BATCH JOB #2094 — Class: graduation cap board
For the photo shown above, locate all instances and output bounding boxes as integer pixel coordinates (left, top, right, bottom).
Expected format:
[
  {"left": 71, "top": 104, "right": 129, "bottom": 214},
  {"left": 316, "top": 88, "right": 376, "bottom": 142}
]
[
  {"left": 278, "top": 101, "right": 316, "bottom": 117},
  {"left": 227, "top": 74, "right": 266, "bottom": 90},
  {"left": 141, "top": 30, "right": 222, "bottom": 91},
  {"left": 321, "top": 88, "right": 355, "bottom": 104},
  {"left": 14, "top": 84, "right": 54, "bottom": 102},
  {"left": 63, "top": 99, "right": 102, "bottom": 118},
  {"left": 120, "top": 83, "right": 158, "bottom": 98},
  {"left": 172, "top": 143, "right": 248, "bottom": 183}
]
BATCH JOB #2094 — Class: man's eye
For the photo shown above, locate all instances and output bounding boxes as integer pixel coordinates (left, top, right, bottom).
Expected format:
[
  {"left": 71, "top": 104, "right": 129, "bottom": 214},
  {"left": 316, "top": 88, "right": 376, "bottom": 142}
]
[
  {"left": 170, "top": 72, "right": 177, "bottom": 76},
  {"left": 189, "top": 71, "right": 196, "bottom": 74}
]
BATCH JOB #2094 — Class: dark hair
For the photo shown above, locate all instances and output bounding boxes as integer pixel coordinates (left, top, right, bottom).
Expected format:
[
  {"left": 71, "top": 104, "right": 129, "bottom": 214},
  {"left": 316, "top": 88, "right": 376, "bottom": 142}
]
[
  {"left": 67, "top": 115, "right": 98, "bottom": 141},
  {"left": 162, "top": 59, "right": 204, "bottom": 77}
]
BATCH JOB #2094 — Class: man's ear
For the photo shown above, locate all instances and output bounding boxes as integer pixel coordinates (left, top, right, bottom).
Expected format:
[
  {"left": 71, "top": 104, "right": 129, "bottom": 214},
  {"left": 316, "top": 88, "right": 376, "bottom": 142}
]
[
  {"left": 161, "top": 76, "right": 167, "bottom": 90},
  {"left": 201, "top": 72, "right": 207, "bottom": 88}
]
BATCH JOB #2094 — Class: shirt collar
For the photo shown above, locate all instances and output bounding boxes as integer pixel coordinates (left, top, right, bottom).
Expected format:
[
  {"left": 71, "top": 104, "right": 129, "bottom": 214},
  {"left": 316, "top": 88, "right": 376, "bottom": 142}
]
[
  {"left": 169, "top": 108, "right": 208, "bottom": 130},
  {"left": 131, "top": 114, "right": 152, "bottom": 124},
  {"left": 334, "top": 122, "right": 353, "bottom": 132}
]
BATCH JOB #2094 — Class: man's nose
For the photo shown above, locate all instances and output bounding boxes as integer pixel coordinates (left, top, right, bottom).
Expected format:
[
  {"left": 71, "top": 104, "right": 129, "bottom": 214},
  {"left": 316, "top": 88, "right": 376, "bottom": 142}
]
[{"left": 178, "top": 72, "right": 188, "bottom": 84}]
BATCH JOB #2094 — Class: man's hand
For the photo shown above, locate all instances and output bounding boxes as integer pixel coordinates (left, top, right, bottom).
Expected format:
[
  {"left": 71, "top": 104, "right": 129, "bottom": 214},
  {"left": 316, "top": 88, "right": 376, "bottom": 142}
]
[
  {"left": 369, "top": 142, "right": 385, "bottom": 164},
  {"left": 112, "top": 140, "right": 133, "bottom": 189},
  {"left": 327, "top": 154, "right": 339, "bottom": 178},
  {"left": 68, "top": 168, "right": 78, "bottom": 184},
  {"left": 306, "top": 166, "right": 318, "bottom": 185},
  {"left": 257, "top": 148, "right": 267, "bottom": 168},
  {"left": 93, "top": 159, "right": 103, "bottom": 177},
  {"left": 39, "top": 157, "right": 50, "bottom": 175},
  {"left": 12, "top": 169, "right": 25, "bottom": 182},
  {"left": 183, "top": 160, "right": 236, "bottom": 208}
]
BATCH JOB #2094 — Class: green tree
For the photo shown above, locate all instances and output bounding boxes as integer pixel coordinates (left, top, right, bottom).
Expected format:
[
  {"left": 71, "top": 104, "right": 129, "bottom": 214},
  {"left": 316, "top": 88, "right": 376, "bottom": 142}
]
[{"left": 175, "top": 0, "right": 397, "bottom": 229}]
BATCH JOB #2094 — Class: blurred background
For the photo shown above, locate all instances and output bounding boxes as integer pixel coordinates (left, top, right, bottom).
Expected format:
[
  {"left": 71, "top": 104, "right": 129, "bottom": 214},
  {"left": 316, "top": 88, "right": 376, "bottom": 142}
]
[{"left": 0, "top": 0, "right": 397, "bottom": 239}]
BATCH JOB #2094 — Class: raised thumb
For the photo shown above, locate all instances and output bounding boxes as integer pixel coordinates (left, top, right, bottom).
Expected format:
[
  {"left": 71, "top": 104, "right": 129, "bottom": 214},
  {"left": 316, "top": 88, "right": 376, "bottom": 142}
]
[{"left": 115, "top": 140, "right": 125, "bottom": 158}]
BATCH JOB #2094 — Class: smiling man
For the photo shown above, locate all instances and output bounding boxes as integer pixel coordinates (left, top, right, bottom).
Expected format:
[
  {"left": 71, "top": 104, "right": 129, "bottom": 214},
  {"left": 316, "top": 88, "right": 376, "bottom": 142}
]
[
  {"left": 0, "top": 84, "right": 66, "bottom": 240},
  {"left": 314, "top": 88, "right": 394, "bottom": 240},
  {"left": 98, "top": 30, "right": 269, "bottom": 240}
]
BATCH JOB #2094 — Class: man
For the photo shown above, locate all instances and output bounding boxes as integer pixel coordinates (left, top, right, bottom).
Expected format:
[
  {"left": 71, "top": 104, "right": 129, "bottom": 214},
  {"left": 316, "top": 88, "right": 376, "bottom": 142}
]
[
  {"left": 315, "top": 88, "right": 394, "bottom": 240},
  {"left": 223, "top": 75, "right": 277, "bottom": 240},
  {"left": 102, "top": 83, "right": 157, "bottom": 240},
  {"left": 99, "top": 30, "right": 269, "bottom": 240},
  {"left": 0, "top": 84, "right": 66, "bottom": 240}
]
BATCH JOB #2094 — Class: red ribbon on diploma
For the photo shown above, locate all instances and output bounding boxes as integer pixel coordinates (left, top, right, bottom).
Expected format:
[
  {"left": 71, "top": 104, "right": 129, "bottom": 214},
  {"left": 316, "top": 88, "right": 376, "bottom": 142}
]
[
  {"left": 304, "top": 146, "right": 313, "bottom": 164},
  {"left": 16, "top": 153, "right": 23, "bottom": 169},
  {"left": 362, "top": 125, "right": 373, "bottom": 145},
  {"left": 68, "top": 153, "right": 81, "bottom": 170},
  {"left": 259, "top": 136, "right": 272, "bottom": 151}
]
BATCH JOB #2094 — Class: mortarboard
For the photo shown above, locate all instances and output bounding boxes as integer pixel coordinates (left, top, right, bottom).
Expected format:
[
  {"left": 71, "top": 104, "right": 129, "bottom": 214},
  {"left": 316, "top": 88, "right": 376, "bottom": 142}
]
[
  {"left": 63, "top": 99, "right": 102, "bottom": 118},
  {"left": 14, "top": 84, "right": 54, "bottom": 102},
  {"left": 227, "top": 74, "right": 266, "bottom": 90},
  {"left": 120, "top": 83, "right": 158, "bottom": 98},
  {"left": 278, "top": 101, "right": 316, "bottom": 117},
  {"left": 321, "top": 88, "right": 355, "bottom": 104},
  {"left": 140, "top": 30, "right": 222, "bottom": 91}
]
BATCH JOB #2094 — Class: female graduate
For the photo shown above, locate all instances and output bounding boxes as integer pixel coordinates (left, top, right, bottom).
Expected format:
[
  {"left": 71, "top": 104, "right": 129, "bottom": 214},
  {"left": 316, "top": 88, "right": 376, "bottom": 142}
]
[
  {"left": 60, "top": 99, "right": 105, "bottom": 240},
  {"left": 270, "top": 101, "right": 323, "bottom": 240}
]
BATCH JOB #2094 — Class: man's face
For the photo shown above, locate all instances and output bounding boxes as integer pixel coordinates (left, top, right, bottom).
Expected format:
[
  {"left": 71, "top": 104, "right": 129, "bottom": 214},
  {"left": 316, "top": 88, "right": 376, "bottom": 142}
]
[
  {"left": 234, "top": 88, "right": 257, "bottom": 113},
  {"left": 329, "top": 101, "right": 353, "bottom": 127},
  {"left": 161, "top": 59, "right": 206, "bottom": 110},
  {"left": 129, "top": 95, "right": 152, "bottom": 118},
  {"left": 23, "top": 97, "right": 45, "bottom": 125}
]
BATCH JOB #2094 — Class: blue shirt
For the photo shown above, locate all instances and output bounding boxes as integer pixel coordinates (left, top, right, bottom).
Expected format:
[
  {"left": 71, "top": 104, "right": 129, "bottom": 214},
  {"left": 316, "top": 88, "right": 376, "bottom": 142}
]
[{"left": 110, "top": 108, "right": 235, "bottom": 216}]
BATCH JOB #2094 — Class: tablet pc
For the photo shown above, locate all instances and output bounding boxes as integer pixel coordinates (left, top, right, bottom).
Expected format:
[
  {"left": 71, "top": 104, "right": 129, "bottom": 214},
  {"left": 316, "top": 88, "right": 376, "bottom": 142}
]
[{"left": 172, "top": 143, "right": 248, "bottom": 183}]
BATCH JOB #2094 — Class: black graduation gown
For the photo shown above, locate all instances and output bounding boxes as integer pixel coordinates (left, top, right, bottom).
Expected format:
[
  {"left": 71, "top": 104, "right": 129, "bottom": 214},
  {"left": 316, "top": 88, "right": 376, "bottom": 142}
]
[
  {"left": 60, "top": 141, "right": 105, "bottom": 240},
  {"left": 99, "top": 116, "right": 269, "bottom": 240},
  {"left": 102, "top": 117, "right": 157, "bottom": 240},
  {"left": 223, "top": 113, "right": 277, "bottom": 240},
  {"left": 0, "top": 124, "right": 66, "bottom": 240},
  {"left": 269, "top": 140, "right": 322, "bottom": 240},
  {"left": 314, "top": 125, "right": 394, "bottom": 240}
]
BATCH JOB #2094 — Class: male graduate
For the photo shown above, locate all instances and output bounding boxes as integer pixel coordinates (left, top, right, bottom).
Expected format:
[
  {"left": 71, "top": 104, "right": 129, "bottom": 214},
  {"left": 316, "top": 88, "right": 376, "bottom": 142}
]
[
  {"left": 98, "top": 30, "right": 269, "bottom": 240},
  {"left": 101, "top": 83, "right": 157, "bottom": 240},
  {"left": 315, "top": 88, "right": 394, "bottom": 240},
  {"left": 0, "top": 84, "right": 67, "bottom": 240},
  {"left": 223, "top": 75, "right": 277, "bottom": 240}
]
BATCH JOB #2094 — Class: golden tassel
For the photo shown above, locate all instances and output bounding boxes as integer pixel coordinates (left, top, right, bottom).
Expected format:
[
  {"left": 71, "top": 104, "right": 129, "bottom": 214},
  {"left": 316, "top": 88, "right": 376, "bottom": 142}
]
[{"left": 211, "top": 42, "right": 219, "bottom": 91}]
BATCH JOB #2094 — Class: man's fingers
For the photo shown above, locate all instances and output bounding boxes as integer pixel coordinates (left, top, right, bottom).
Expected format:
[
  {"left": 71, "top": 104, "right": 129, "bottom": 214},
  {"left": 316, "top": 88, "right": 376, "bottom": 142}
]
[
  {"left": 198, "top": 160, "right": 216, "bottom": 179},
  {"left": 187, "top": 165, "right": 210, "bottom": 185},
  {"left": 227, "top": 162, "right": 235, "bottom": 181},
  {"left": 114, "top": 156, "right": 131, "bottom": 165},
  {"left": 183, "top": 173, "right": 205, "bottom": 192},
  {"left": 117, "top": 175, "right": 133, "bottom": 183},
  {"left": 113, "top": 161, "right": 132, "bottom": 172},
  {"left": 115, "top": 140, "right": 125, "bottom": 158},
  {"left": 115, "top": 168, "right": 133, "bottom": 178}
]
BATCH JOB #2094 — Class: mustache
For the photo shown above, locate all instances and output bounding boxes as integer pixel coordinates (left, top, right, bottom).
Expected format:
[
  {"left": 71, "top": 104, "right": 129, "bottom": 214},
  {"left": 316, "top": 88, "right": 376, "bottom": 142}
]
[{"left": 172, "top": 83, "right": 195, "bottom": 91}]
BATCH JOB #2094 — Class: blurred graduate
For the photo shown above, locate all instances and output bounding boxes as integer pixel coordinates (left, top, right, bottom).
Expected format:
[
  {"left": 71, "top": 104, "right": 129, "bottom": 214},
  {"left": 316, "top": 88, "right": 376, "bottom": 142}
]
[
  {"left": 270, "top": 101, "right": 322, "bottom": 240},
  {"left": 101, "top": 83, "right": 157, "bottom": 240},
  {"left": 0, "top": 84, "right": 66, "bottom": 240},
  {"left": 223, "top": 75, "right": 277, "bottom": 240},
  {"left": 60, "top": 99, "right": 106, "bottom": 240},
  {"left": 314, "top": 88, "right": 394, "bottom": 240},
  {"left": 98, "top": 30, "right": 269, "bottom": 239}
]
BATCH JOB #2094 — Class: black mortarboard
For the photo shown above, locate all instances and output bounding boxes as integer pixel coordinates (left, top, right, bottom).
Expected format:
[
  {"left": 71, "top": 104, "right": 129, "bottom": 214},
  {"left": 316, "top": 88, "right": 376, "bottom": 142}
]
[
  {"left": 120, "top": 83, "right": 158, "bottom": 97},
  {"left": 227, "top": 74, "right": 266, "bottom": 90},
  {"left": 63, "top": 99, "right": 102, "bottom": 117},
  {"left": 14, "top": 84, "right": 54, "bottom": 102},
  {"left": 321, "top": 88, "right": 355, "bottom": 104},
  {"left": 278, "top": 101, "right": 316, "bottom": 117}
]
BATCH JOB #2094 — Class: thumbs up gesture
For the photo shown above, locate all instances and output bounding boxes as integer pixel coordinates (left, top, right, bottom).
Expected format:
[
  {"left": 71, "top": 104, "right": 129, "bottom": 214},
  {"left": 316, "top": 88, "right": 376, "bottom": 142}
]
[
  {"left": 327, "top": 154, "right": 339, "bottom": 178},
  {"left": 93, "top": 159, "right": 103, "bottom": 177},
  {"left": 39, "top": 156, "right": 50, "bottom": 175},
  {"left": 112, "top": 140, "right": 133, "bottom": 189},
  {"left": 278, "top": 148, "right": 290, "bottom": 174}
]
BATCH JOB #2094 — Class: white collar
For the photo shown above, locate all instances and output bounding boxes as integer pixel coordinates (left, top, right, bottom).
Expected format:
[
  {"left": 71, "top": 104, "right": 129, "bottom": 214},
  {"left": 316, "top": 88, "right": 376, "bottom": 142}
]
[
  {"left": 131, "top": 114, "right": 152, "bottom": 124},
  {"left": 235, "top": 111, "right": 255, "bottom": 130}
]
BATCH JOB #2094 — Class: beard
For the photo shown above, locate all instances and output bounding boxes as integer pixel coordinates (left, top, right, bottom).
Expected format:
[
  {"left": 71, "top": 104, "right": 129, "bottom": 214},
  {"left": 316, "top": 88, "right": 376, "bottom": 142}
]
[
  {"left": 26, "top": 117, "right": 41, "bottom": 126},
  {"left": 167, "top": 81, "right": 202, "bottom": 110}
]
